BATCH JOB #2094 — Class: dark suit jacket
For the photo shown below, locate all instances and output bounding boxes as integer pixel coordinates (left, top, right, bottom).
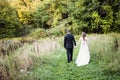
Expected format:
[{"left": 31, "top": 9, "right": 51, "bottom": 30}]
[{"left": 64, "top": 34, "right": 76, "bottom": 48}]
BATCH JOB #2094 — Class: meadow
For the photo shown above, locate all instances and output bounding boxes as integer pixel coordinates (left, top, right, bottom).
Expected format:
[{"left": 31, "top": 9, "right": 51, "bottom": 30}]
[{"left": 0, "top": 33, "right": 120, "bottom": 80}]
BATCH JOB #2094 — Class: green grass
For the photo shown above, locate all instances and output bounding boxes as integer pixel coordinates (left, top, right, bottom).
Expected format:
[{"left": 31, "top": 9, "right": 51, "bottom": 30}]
[
  {"left": 27, "top": 47, "right": 120, "bottom": 80},
  {"left": 27, "top": 33, "right": 120, "bottom": 80},
  {"left": 26, "top": 35, "right": 120, "bottom": 80},
  {"left": 1, "top": 33, "right": 120, "bottom": 80}
]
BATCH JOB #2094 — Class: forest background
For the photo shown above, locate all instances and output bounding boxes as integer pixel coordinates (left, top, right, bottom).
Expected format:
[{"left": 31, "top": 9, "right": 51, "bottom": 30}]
[{"left": 0, "top": 0, "right": 120, "bottom": 39}]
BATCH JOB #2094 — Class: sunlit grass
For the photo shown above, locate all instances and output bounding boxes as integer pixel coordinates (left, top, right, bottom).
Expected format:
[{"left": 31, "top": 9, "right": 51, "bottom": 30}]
[
  {"left": 28, "top": 33, "right": 120, "bottom": 80},
  {"left": 0, "top": 33, "right": 120, "bottom": 80}
]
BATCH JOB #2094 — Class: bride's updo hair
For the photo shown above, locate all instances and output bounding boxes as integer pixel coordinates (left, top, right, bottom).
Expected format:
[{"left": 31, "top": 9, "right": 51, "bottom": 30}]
[{"left": 82, "top": 32, "right": 86, "bottom": 40}]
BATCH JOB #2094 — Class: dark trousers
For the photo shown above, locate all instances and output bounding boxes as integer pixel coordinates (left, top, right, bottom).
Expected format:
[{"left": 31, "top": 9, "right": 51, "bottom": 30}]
[{"left": 66, "top": 48, "right": 73, "bottom": 63}]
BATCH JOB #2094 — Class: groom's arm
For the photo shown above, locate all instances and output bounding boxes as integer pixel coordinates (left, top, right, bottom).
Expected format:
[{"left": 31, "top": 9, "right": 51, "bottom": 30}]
[
  {"left": 64, "top": 36, "right": 66, "bottom": 48},
  {"left": 73, "top": 36, "right": 76, "bottom": 46}
]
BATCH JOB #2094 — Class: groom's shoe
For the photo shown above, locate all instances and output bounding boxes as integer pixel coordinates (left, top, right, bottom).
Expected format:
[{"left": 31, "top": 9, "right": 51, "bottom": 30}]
[{"left": 68, "top": 60, "right": 70, "bottom": 63}]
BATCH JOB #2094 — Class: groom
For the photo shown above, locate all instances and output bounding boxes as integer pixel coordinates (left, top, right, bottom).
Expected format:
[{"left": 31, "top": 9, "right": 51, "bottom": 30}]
[{"left": 64, "top": 29, "right": 76, "bottom": 63}]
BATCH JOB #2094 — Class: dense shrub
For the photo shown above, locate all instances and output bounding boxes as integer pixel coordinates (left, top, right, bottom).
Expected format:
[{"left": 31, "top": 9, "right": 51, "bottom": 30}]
[{"left": 29, "top": 28, "right": 47, "bottom": 38}]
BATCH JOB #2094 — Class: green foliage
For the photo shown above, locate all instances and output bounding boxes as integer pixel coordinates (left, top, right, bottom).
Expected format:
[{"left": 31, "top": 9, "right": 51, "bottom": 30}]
[
  {"left": 113, "top": 11, "right": 120, "bottom": 32},
  {"left": 46, "top": 19, "right": 69, "bottom": 36},
  {"left": 91, "top": 11, "right": 101, "bottom": 32},
  {"left": 100, "top": 5, "right": 113, "bottom": 33},
  {"left": 29, "top": 28, "right": 47, "bottom": 38},
  {"left": 34, "top": 2, "right": 52, "bottom": 28},
  {"left": 0, "top": 0, "right": 120, "bottom": 39},
  {"left": 18, "top": 10, "right": 34, "bottom": 25},
  {"left": 0, "top": 0, "right": 22, "bottom": 39}
]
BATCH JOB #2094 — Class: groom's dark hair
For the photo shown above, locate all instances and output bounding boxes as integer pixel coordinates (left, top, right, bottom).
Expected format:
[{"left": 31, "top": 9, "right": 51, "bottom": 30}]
[{"left": 66, "top": 29, "right": 70, "bottom": 33}]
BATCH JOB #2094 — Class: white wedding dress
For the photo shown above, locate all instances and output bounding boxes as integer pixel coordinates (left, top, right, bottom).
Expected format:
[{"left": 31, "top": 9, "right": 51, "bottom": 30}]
[{"left": 75, "top": 37, "right": 90, "bottom": 66}]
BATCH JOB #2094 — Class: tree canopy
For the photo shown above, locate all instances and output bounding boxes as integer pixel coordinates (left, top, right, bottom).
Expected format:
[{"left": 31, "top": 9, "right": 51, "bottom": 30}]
[{"left": 0, "top": 0, "right": 120, "bottom": 38}]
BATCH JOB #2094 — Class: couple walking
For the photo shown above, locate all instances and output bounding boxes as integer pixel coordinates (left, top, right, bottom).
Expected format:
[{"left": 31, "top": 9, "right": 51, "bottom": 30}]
[{"left": 64, "top": 30, "right": 90, "bottom": 66}]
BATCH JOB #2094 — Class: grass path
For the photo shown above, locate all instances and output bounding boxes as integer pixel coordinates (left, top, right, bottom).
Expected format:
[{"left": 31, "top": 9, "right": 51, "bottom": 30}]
[{"left": 27, "top": 45, "right": 120, "bottom": 80}]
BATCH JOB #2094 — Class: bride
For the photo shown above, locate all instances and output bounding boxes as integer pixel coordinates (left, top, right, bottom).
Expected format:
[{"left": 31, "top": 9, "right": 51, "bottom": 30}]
[{"left": 75, "top": 32, "right": 90, "bottom": 66}]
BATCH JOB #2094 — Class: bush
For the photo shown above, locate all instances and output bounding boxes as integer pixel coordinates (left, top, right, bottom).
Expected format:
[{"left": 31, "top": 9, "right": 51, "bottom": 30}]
[{"left": 29, "top": 28, "right": 47, "bottom": 38}]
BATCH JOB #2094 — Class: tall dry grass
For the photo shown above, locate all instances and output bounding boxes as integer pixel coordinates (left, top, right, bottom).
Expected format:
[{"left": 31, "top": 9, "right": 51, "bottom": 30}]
[
  {"left": 88, "top": 33, "right": 120, "bottom": 72},
  {"left": 0, "top": 38, "right": 61, "bottom": 80}
]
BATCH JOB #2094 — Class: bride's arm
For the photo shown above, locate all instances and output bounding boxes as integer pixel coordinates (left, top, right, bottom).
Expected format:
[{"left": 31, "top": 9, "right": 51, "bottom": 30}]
[{"left": 85, "top": 37, "right": 88, "bottom": 43}]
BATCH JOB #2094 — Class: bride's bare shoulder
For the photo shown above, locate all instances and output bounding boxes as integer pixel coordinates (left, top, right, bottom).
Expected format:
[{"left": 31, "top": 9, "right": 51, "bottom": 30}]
[{"left": 85, "top": 37, "right": 87, "bottom": 39}]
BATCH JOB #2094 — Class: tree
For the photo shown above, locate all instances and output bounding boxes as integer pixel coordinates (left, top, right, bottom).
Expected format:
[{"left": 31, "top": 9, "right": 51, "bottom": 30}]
[{"left": 0, "top": 0, "right": 22, "bottom": 38}]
